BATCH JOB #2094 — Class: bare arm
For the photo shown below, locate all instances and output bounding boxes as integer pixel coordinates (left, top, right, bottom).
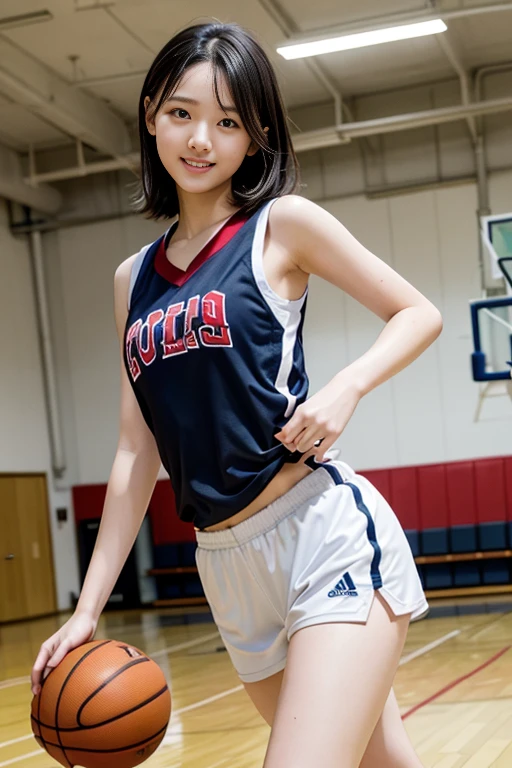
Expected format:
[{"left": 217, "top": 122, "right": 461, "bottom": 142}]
[
  {"left": 271, "top": 195, "right": 443, "bottom": 459},
  {"left": 31, "top": 254, "right": 161, "bottom": 693},
  {"left": 76, "top": 258, "right": 161, "bottom": 618}
]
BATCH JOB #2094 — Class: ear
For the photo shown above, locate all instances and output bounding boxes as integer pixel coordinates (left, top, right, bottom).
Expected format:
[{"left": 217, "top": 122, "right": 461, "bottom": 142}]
[
  {"left": 144, "top": 96, "right": 156, "bottom": 136},
  {"left": 247, "top": 126, "right": 269, "bottom": 157}
]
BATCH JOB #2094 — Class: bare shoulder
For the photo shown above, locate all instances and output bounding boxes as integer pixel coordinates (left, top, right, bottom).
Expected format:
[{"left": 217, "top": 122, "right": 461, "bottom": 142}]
[
  {"left": 268, "top": 194, "right": 326, "bottom": 232},
  {"left": 267, "top": 195, "right": 338, "bottom": 267}
]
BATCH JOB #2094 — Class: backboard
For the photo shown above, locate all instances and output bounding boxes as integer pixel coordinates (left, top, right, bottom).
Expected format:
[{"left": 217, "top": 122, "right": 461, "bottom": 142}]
[
  {"left": 481, "top": 214, "right": 512, "bottom": 291},
  {"left": 470, "top": 296, "right": 512, "bottom": 382}
]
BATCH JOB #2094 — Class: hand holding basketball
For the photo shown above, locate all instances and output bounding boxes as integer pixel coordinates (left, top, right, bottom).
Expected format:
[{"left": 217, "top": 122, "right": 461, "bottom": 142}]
[
  {"left": 31, "top": 639, "right": 171, "bottom": 768},
  {"left": 31, "top": 611, "right": 97, "bottom": 696}
]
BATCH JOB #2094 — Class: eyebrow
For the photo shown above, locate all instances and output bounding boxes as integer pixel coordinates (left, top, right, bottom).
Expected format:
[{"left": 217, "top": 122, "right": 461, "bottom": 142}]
[{"left": 167, "top": 95, "right": 239, "bottom": 113}]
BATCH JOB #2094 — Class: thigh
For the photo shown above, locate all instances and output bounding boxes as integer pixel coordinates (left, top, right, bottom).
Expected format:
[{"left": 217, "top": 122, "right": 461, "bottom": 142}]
[
  {"left": 359, "top": 689, "right": 424, "bottom": 768},
  {"left": 263, "top": 593, "right": 411, "bottom": 768},
  {"left": 244, "top": 670, "right": 423, "bottom": 768},
  {"left": 243, "top": 610, "right": 423, "bottom": 768},
  {"left": 243, "top": 670, "right": 284, "bottom": 727}
]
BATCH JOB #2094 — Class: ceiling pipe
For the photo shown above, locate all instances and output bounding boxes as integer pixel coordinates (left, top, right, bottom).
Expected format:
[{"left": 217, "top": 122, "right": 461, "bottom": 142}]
[
  {"left": 434, "top": 37, "right": 478, "bottom": 143},
  {"left": 427, "top": 0, "right": 487, "bottom": 292},
  {"left": 313, "top": 95, "right": 512, "bottom": 141},
  {"left": 28, "top": 220, "right": 67, "bottom": 478},
  {"left": 257, "top": 0, "right": 345, "bottom": 127},
  {"left": 474, "top": 60, "right": 512, "bottom": 104}
]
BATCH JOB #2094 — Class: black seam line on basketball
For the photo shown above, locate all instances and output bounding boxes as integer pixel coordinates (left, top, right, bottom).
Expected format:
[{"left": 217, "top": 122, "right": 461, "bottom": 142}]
[
  {"left": 30, "top": 685, "right": 169, "bottom": 731},
  {"left": 29, "top": 724, "right": 167, "bottom": 753},
  {"left": 54, "top": 640, "right": 112, "bottom": 768},
  {"left": 76, "top": 656, "right": 150, "bottom": 727},
  {"left": 36, "top": 665, "right": 48, "bottom": 760}
]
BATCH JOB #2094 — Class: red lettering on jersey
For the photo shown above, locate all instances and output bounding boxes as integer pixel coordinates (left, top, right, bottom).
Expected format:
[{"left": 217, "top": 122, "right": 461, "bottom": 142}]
[
  {"left": 200, "top": 290, "right": 232, "bottom": 347},
  {"left": 184, "top": 295, "right": 200, "bottom": 349},
  {"left": 162, "top": 301, "right": 186, "bottom": 357},
  {"left": 126, "top": 319, "right": 142, "bottom": 381},
  {"left": 139, "top": 309, "right": 164, "bottom": 366}
]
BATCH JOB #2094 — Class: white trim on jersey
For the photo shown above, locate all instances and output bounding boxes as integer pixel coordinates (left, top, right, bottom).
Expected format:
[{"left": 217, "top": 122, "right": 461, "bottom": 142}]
[
  {"left": 251, "top": 199, "right": 309, "bottom": 418},
  {"left": 128, "top": 244, "right": 152, "bottom": 310}
]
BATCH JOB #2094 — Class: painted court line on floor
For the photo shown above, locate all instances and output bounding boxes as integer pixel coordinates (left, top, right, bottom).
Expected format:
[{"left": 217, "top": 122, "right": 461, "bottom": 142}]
[
  {"left": 0, "top": 749, "right": 43, "bottom": 767},
  {"left": 0, "top": 629, "right": 466, "bottom": 759},
  {"left": 174, "top": 684, "right": 245, "bottom": 716},
  {"left": 0, "top": 629, "right": 220, "bottom": 692},
  {"left": 399, "top": 630, "right": 461, "bottom": 666},
  {"left": 0, "top": 736, "right": 34, "bottom": 750},
  {"left": 150, "top": 630, "right": 220, "bottom": 658},
  {"left": 0, "top": 677, "right": 30, "bottom": 692},
  {"left": 402, "top": 645, "right": 511, "bottom": 720},
  {"left": 163, "top": 630, "right": 460, "bottom": 740}
]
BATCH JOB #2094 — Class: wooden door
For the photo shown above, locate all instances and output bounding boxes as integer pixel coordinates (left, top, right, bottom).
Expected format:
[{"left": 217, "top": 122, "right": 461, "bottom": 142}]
[
  {"left": 0, "top": 475, "right": 56, "bottom": 622},
  {"left": 0, "top": 478, "right": 28, "bottom": 621},
  {"left": 15, "top": 476, "right": 56, "bottom": 617}
]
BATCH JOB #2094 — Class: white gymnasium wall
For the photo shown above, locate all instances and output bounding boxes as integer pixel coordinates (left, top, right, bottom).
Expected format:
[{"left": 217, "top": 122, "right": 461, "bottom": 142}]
[
  {"left": 0, "top": 202, "right": 48, "bottom": 471},
  {"left": 52, "top": 215, "right": 160, "bottom": 484},
  {"left": 311, "top": 180, "right": 511, "bottom": 472},
  {"left": 0, "top": 201, "right": 79, "bottom": 610}
]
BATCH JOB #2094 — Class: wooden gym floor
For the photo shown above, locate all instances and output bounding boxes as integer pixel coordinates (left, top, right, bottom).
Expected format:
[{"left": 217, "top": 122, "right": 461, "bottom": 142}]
[{"left": 2, "top": 596, "right": 512, "bottom": 768}]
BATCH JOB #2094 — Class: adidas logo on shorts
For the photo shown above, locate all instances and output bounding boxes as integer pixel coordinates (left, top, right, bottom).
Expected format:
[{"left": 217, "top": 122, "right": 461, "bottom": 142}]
[{"left": 328, "top": 571, "right": 358, "bottom": 598}]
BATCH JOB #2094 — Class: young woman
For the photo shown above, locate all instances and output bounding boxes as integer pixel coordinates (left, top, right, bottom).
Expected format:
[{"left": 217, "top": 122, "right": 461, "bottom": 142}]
[{"left": 32, "top": 21, "right": 441, "bottom": 768}]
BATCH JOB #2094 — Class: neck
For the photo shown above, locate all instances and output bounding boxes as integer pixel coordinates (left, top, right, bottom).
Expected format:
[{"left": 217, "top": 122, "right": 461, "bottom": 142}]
[{"left": 175, "top": 184, "right": 241, "bottom": 241}]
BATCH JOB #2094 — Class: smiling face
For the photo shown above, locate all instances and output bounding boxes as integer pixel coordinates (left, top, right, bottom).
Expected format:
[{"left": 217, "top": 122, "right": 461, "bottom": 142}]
[{"left": 144, "top": 62, "right": 263, "bottom": 198}]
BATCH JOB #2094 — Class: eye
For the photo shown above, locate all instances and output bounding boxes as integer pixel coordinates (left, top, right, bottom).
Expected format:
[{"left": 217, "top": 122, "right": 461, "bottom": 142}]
[
  {"left": 219, "top": 118, "right": 238, "bottom": 129},
  {"left": 170, "top": 108, "right": 190, "bottom": 119}
]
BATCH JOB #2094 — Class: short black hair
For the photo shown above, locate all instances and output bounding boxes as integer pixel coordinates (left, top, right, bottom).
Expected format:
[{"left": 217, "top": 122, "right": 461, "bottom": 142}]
[{"left": 132, "top": 21, "right": 301, "bottom": 220}]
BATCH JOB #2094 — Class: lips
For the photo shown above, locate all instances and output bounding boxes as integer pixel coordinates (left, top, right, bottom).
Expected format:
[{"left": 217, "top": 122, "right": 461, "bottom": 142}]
[
  {"left": 181, "top": 158, "right": 215, "bottom": 168},
  {"left": 179, "top": 158, "right": 216, "bottom": 175}
]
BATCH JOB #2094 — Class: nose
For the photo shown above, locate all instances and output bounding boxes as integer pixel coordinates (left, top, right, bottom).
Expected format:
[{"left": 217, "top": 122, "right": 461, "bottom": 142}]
[{"left": 188, "top": 122, "right": 212, "bottom": 153}]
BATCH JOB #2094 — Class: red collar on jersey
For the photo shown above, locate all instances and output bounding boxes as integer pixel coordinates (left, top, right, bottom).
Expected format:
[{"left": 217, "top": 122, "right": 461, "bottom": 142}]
[{"left": 154, "top": 208, "right": 250, "bottom": 286}]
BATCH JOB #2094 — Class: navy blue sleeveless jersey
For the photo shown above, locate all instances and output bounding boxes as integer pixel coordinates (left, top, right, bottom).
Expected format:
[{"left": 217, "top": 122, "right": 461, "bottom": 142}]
[{"left": 124, "top": 198, "right": 309, "bottom": 529}]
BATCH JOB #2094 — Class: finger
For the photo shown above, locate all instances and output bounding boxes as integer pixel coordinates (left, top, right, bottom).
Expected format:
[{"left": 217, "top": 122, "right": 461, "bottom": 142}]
[
  {"left": 275, "top": 412, "right": 306, "bottom": 444},
  {"left": 295, "top": 425, "right": 323, "bottom": 453},
  {"left": 31, "top": 644, "right": 54, "bottom": 694},
  {"left": 276, "top": 432, "right": 302, "bottom": 452},
  {"left": 314, "top": 435, "right": 337, "bottom": 462},
  {"left": 46, "top": 640, "right": 73, "bottom": 673},
  {"left": 287, "top": 427, "right": 308, "bottom": 452},
  {"left": 274, "top": 433, "right": 296, "bottom": 452}
]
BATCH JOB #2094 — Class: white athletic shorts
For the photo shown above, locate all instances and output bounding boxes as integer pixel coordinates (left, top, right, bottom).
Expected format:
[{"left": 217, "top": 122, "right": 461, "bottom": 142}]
[{"left": 195, "top": 455, "right": 429, "bottom": 683}]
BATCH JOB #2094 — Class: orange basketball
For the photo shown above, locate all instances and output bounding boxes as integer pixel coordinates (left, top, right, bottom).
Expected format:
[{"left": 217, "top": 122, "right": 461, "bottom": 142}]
[{"left": 31, "top": 639, "right": 171, "bottom": 768}]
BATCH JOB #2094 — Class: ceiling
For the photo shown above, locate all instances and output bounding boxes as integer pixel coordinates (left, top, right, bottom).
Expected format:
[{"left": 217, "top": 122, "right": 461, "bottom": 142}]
[{"left": 0, "top": 0, "right": 511, "bottom": 155}]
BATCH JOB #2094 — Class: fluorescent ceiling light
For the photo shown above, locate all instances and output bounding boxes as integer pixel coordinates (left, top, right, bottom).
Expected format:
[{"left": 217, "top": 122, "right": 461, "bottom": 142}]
[
  {"left": 0, "top": 10, "right": 53, "bottom": 30},
  {"left": 277, "top": 19, "right": 448, "bottom": 60}
]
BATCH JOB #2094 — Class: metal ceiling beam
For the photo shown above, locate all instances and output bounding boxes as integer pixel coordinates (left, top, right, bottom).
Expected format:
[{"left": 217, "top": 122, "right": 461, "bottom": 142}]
[
  {"left": 0, "top": 144, "right": 62, "bottom": 213},
  {"left": 0, "top": 35, "right": 133, "bottom": 162},
  {"left": 276, "top": 2, "right": 512, "bottom": 49},
  {"left": 293, "top": 95, "right": 512, "bottom": 147},
  {"left": 25, "top": 152, "right": 140, "bottom": 183},
  {"left": 21, "top": 94, "right": 512, "bottom": 184},
  {"left": 433, "top": 29, "right": 478, "bottom": 142}
]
